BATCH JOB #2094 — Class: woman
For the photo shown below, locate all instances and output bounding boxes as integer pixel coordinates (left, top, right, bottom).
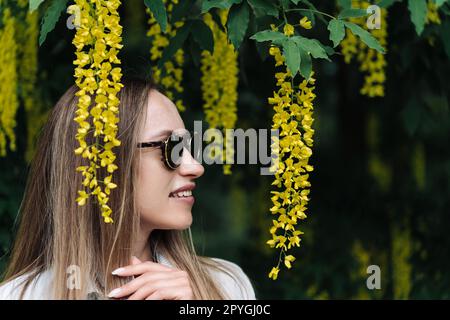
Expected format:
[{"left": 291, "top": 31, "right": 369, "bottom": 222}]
[{"left": 0, "top": 77, "right": 256, "bottom": 300}]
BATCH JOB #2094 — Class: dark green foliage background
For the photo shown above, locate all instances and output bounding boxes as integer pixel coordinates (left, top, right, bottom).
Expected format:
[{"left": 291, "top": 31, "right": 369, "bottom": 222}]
[{"left": 0, "top": 0, "right": 449, "bottom": 299}]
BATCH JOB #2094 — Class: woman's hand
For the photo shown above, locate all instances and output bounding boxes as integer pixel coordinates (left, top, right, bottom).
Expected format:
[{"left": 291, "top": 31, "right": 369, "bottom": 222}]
[{"left": 108, "top": 256, "right": 194, "bottom": 300}]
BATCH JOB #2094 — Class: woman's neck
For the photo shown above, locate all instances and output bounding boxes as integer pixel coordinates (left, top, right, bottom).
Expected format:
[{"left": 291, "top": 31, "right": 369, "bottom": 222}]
[{"left": 133, "top": 227, "right": 153, "bottom": 262}]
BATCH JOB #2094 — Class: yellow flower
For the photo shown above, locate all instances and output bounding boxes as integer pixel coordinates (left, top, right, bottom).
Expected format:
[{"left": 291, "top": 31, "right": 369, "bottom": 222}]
[
  {"left": 267, "top": 44, "right": 315, "bottom": 279},
  {"left": 72, "top": 0, "right": 123, "bottom": 223},
  {"left": 426, "top": 0, "right": 441, "bottom": 25},
  {"left": 201, "top": 10, "right": 239, "bottom": 174},
  {"left": 299, "top": 16, "right": 312, "bottom": 30},
  {"left": 76, "top": 190, "right": 89, "bottom": 206},
  {"left": 0, "top": 8, "right": 19, "bottom": 157},
  {"left": 13, "top": 0, "right": 43, "bottom": 162},
  {"left": 283, "top": 23, "right": 295, "bottom": 36},
  {"left": 284, "top": 255, "right": 296, "bottom": 269},
  {"left": 268, "top": 267, "right": 280, "bottom": 280},
  {"left": 340, "top": 0, "right": 387, "bottom": 97},
  {"left": 147, "top": 0, "right": 186, "bottom": 112}
]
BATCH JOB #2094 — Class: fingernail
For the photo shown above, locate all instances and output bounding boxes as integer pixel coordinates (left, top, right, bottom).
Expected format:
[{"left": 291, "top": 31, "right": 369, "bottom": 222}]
[
  {"left": 111, "top": 267, "right": 125, "bottom": 275},
  {"left": 108, "top": 288, "right": 122, "bottom": 298}
]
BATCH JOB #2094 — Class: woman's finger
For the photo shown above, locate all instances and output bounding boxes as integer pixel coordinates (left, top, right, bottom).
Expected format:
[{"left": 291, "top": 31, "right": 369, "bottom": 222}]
[
  {"left": 127, "top": 278, "right": 191, "bottom": 300},
  {"left": 109, "top": 270, "right": 187, "bottom": 299},
  {"left": 144, "top": 285, "right": 194, "bottom": 300},
  {"left": 111, "top": 260, "right": 173, "bottom": 277}
]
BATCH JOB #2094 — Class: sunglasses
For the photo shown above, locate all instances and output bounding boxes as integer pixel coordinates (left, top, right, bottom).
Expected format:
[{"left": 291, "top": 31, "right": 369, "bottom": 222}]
[{"left": 137, "top": 130, "right": 201, "bottom": 170}]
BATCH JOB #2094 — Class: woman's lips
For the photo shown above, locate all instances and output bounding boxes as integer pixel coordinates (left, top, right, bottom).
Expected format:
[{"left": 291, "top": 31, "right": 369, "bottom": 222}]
[{"left": 169, "top": 195, "right": 195, "bottom": 205}]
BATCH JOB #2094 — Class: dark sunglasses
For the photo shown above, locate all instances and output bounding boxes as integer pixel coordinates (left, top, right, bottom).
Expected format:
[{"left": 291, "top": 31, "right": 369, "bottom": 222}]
[{"left": 137, "top": 130, "right": 201, "bottom": 170}]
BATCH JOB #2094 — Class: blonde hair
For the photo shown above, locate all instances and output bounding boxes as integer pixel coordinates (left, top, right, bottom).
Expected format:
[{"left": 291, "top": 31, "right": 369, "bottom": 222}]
[{"left": 1, "top": 78, "right": 232, "bottom": 299}]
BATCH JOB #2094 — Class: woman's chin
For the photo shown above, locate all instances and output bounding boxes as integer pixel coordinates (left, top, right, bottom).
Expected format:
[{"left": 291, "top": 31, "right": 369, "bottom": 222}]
[
  {"left": 140, "top": 210, "right": 193, "bottom": 230},
  {"left": 168, "top": 211, "right": 193, "bottom": 230}
]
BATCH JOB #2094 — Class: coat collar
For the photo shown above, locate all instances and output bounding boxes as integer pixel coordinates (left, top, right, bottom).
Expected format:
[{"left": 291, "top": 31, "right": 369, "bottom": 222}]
[{"left": 155, "top": 251, "right": 172, "bottom": 267}]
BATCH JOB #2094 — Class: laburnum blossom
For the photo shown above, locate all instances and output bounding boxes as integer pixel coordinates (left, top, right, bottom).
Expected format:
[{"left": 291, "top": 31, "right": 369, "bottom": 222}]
[
  {"left": 340, "top": 0, "right": 387, "bottom": 97},
  {"left": 299, "top": 16, "right": 312, "bottom": 30},
  {"left": 0, "top": 6, "right": 18, "bottom": 157},
  {"left": 72, "top": 0, "right": 123, "bottom": 223},
  {"left": 15, "top": 0, "right": 42, "bottom": 162},
  {"left": 147, "top": 0, "right": 186, "bottom": 112},
  {"left": 201, "top": 10, "right": 239, "bottom": 175},
  {"left": 266, "top": 42, "right": 315, "bottom": 279},
  {"left": 426, "top": 0, "right": 441, "bottom": 25}
]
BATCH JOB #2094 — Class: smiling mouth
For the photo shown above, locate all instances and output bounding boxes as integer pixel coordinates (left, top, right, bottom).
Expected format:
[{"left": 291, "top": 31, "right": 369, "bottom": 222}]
[
  {"left": 169, "top": 190, "right": 193, "bottom": 198},
  {"left": 168, "top": 190, "right": 195, "bottom": 205}
]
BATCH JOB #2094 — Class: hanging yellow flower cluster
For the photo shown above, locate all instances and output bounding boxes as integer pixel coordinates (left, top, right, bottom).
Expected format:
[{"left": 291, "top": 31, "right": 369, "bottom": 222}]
[
  {"left": 147, "top": 0, "right": 186, "bottom": 112},
  {"left": 16, "top": 0, "right": 38, "bottom": 104},
  {"left": 0, "top": 5, "right": 18, "bottom": 157},
  {"left": 72, "top": 0, "right": 124, "bottom": 224},
  {"left": 266, "top": 23, "right": 315, "bottom": 280},
  {"left": 201, "top": 10, "right": 239, "bottom": 175},
  {"left": 16, "top": 0, "right": 42, "bottom": 162},
  {"left": 340, "top": 0, "right": 387, "bottom": 97},
  {"left": 426, "top": 0, "right": 441, "bottom": 25},
  {"left": 391, "top": 221, "right": 412, "bottom": 299}
]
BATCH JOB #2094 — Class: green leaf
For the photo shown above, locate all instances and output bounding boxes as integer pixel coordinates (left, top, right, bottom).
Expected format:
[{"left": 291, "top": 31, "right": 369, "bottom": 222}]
[
  {"left": 145, "top": 0, "right": 168, "bottom": 33},
  {"left": 435, "top": 0, "right": 447, "bottom": 7},
  {"left": 343, "top": 21, "right": 385, "bottom": 53},
  {"left": 337, "top": 0, "right": 352, "bottom": 9},
  {"left": 323, "top": 45, "right": 336, "bottom": 56},
  {"left": 281, "top": 0, "right": 290, "bottom": 10},
  {"left": 201, "top": 0, "right": 243, "bottom": 13},
  {"left": 39, "top": 0, "right": 69, "bottom": 46},
  {"left": 408, "top": 0, "right": 427, "bottom": 35},
  {"left": 158, "top": 21, "right": 193, "bottom": 68},
  {"left": 290, "top": 0, "right": 301, "bottom": 4},
  {"left": 249, "top": 30, "right": 286, "bottom": 42},
  {"left": 247, "top": 0, "right": 278, "bottom": 18},
  {"left": 227, "top": 1, "right": 250, "bottom": 50},
  {"left": 299, "top": 48, "right": 312, "bottom": 79},
  {"left": 440, "top": 4, "right": 450, "bottom": 15},
  {"left": 292, "top": 36, "right": 330, "bottom": 60},
  {"left": 328, "top": 19, "right": 346, "bottom": 48},
  {"left": 188, "top": 36, "right": 202, "bottom": 67},
  {"left": 282, "top": 39, "right": 300, "bottom": 77},
  {"left": 401, "top": 99, "right": 422, "bottom": 136},
  {"left": 441, "top": 20, "right": 450, "bottom": 58},
  {"left": 191, "top": 20, "right": 214, "bottom": 54},
  {"left": 338, "top": 8, "right": 367, "bottom": 19},
  {"left": 29, "top": 0, "right": 45, "bottom": 12},
  {"left": 172, "top": 0, "right": 195, "bottom": 23},
  {"left": 377, "top": 0, "right": 399, "bottom": 8}
]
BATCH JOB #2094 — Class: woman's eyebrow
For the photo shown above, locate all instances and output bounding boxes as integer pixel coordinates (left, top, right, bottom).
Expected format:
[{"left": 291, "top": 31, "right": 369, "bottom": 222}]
[
  {"left": 145, "top": 129, "right": 173, "bottom": 141},
  {"left": 144, "top": 128, "right": 188, "bottom": 141}
]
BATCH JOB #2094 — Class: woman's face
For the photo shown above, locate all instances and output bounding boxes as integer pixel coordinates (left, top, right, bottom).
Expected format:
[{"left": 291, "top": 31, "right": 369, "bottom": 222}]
[{"left": 136, "top": 89, "right": 204, "bottom": 231}]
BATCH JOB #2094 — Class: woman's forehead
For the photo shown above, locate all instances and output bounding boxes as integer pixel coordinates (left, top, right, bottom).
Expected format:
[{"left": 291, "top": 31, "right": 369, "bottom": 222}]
[{"left": 142, "top": 89, "right": 185, "bottom": 140}]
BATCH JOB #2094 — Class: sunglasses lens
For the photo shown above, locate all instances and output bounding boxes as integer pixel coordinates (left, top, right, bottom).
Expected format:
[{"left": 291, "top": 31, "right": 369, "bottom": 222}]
[
  {"left": 190, "top": 131, "right": 201, "bottom": 161},
  {"left": 166, "top": 136, "right": 183, "bottom": 169},
  {"left": 166, "top": 131, "right": 200, "bottom": 169}
]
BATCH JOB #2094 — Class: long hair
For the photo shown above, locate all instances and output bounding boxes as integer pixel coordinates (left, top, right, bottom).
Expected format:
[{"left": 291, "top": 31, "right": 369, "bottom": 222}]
[{"left": 1, "top": 78, "right": 230, "bottom": 299}]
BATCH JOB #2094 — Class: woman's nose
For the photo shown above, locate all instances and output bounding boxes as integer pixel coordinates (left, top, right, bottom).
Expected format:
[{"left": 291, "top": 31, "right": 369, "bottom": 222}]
[{"left": 178, "top": 147, "right": 205, "bottom": 178}]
